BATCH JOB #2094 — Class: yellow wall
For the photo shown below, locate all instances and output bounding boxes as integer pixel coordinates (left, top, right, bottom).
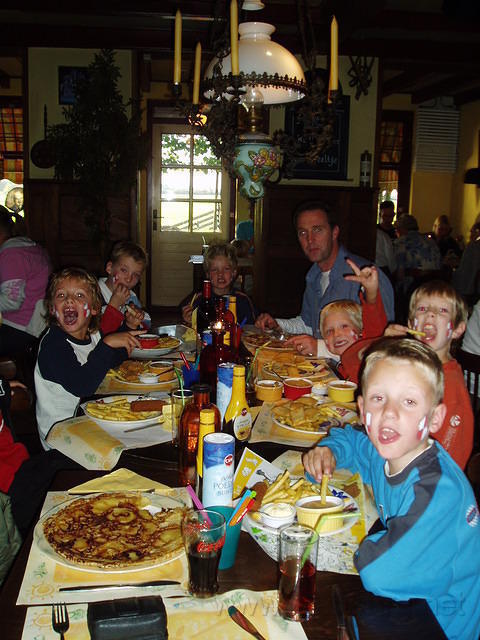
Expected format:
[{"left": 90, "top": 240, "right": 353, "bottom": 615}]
[
  {"left": 0, "top": 78, "right": 22, "bottom": 97},
  {"left": 454, "top": 99, "right": 480, "bottom": 240},
  {"left": 28, "top": 48, "right": 132, "bottom": 179}
]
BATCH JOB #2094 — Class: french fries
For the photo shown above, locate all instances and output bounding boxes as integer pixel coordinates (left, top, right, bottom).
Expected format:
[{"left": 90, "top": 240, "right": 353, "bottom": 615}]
[
  {"left": 259, "top": 470, "right": 330, "bottom": 508},
  {"left": 272, "top": 398, "right": 342, "bottom": 432},
  {"left": 86, "top": 398, "right": 161, "bottom": 422}
]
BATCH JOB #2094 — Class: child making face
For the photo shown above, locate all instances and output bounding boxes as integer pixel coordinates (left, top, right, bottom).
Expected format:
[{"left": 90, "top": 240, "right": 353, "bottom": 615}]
[
  {"left": 99, "top": 240, "right": 150, "bottom": 333},
  {"left": 303, "top": 338, "right": 480, "bottom": 640},
  {"left": 35, "top": 268, "right": 142, "bottom": 449},
  {"left": 385, "top": 280, "right": 473, "bottom": 469}
]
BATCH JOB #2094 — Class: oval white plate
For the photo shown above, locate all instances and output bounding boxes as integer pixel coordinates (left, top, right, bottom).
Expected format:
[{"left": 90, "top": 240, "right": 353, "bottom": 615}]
[{"left": 83, "top": 395, "right": 164, "bottom": 429}]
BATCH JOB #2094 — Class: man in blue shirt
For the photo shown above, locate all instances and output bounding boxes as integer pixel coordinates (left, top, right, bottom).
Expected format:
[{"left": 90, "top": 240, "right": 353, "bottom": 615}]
[{"left": 256, "top": 201, "right": 394, "bottom": 353}]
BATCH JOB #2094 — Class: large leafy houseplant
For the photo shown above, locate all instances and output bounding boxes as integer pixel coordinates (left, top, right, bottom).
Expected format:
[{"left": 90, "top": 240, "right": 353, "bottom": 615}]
[{"left": 47, "top": 49, "right": 147, "bottom": 250}]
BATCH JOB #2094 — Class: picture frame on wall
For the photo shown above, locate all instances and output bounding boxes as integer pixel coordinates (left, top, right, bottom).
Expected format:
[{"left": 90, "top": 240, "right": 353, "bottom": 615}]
[
  {"left": 58, "top": 66, "right": 88, "bottom": 105},
  {"left": 283, "top": 92, "right": 350, "bottom": 180}
]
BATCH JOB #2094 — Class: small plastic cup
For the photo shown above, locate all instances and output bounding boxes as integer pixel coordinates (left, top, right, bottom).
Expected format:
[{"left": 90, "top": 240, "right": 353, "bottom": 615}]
[
  {"left": 182, "top": 364, "right": 200, "bottom": 388},
  {"left": 208, "top": 505, "right": 242, "bottom": 570}
]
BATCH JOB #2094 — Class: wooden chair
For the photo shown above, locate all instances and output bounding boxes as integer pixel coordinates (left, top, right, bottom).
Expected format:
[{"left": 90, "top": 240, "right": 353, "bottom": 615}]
[{"left": 456, "top": 349, "right": 480, "bottom": 451}]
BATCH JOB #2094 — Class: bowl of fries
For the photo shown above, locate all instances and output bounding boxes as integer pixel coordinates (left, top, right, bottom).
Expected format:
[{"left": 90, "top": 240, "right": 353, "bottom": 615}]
[
  {"left": 295, "top": 495, "right": 344, "bottom": 533},
  {"left": 84, "top": 395, "right": 165, "bottom": 430}
]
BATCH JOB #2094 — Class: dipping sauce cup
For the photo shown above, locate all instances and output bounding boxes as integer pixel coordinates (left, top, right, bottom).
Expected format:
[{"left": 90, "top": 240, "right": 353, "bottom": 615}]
[
  {"left": 278, "top": 523, "right": 318, "bottom": 622},
  {"left": 283, "top": 378, "right": 313, "bottom": 400},
  {"left": 327, "top": 380, "right": 357, "bottom": 403},
  {"left": 182, "top": 510, "right": 226, "bottom": 598}
]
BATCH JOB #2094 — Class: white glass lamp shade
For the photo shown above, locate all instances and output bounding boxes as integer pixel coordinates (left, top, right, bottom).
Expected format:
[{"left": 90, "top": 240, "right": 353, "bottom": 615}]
[{"left": 204, "top": 22, "right": 306, "bottom": 105}]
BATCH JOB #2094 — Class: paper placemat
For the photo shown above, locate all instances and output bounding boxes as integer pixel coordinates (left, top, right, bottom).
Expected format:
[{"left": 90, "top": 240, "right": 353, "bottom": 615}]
[
  {"left": 21, "top": 589, "right": 307, "bottom": 640},
  {"left": 46, "top": 415, "right": 173, "bottom": 470},
  {"left": 17, "top": 489, "right": 191, "bottom": 606},
  {"left": 250, "top": 401, "right": 358, "bottom": 448},
  {"left": 96, "top": 375, "right": 179, "bottom": 395}
]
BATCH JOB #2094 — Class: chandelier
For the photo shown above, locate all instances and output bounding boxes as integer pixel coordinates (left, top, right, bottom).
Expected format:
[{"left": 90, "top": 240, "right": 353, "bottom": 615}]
[{"left": 172, "top": 0, "right": 339, "bottom": 199}]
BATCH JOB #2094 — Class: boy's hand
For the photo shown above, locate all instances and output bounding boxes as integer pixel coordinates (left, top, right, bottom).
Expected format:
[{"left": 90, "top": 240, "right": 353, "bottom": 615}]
[
  {"left": 344, "top": 258, "right": 379, "bottom": 304},
  {"left": 125, "top": 304, "right": 145, "bottom": 329},
  {"left": 384, "top": 323, "right": 408, "bottom": 337},
  {"left": 302, "top": 446, "right": 336, "bottom": 483},
  {"left": 103, "top": 330, "right": 143, "bottom": 356},
  {"left": 255, "top": 313, "right": 280, "bottom": 331},
  {"left": 110, "top": 284, "right": 131, "bottom": 310},
  {"left": 285, "top": 334, "right": 317, "bottom": 357},
  {"left": 182, "top": 303, "right": 193, "bottom": 325}
]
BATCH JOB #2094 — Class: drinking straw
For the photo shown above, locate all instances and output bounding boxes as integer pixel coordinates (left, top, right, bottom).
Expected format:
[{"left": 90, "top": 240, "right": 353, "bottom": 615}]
[
  {"left": 239, "top": 317, "right": 247, "bottom": 328},
  {"left": 193, "top": 352, "right": 201, "bottom": 370},
  {"left": 227, "top": 490, "right": 253, "bottom": 526},
  {"left": 179, "top": 352, "right": 191, "bottom": 370},
  {"left": 229, "top": 493, "right": 257, "bottom": 527},
  {"left": 173, "top": 367, "right": 184, "bottom": 399},
  {"left": 185, "top": 485, "right": 212, "bottom": 524},
  {"left": 246, "top": 340, "right": 271, "bottom": 384},
  {"left": 299, "top": 512, "right": 359, "bottom": 568}
]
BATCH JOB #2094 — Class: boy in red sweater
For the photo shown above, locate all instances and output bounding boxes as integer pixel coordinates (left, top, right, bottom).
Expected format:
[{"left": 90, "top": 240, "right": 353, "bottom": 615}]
[{"left": 386, "top": 280, "right": 473, "bottom": 469}]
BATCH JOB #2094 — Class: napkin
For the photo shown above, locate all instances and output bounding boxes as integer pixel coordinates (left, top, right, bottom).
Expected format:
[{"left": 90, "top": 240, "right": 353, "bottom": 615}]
[{"left": 68, "top": 468, "right": 174, "bottom": 495}]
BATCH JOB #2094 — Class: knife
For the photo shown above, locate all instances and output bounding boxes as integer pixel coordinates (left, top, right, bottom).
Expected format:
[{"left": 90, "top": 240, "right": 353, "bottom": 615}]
[
  {"left": 227, "top": 605, "right": 266, "bottom": 640},
  {"left": 59, "top": 579, "right": 180, "bottom": 592},
  {"left": 332, "top": 584, "right": 348, "bottom": 640}
]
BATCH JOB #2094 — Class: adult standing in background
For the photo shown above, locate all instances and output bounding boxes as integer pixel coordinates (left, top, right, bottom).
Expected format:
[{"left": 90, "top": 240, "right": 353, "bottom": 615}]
[
  {"left": 0, "top": 206, "right": 51, "bottom": 355},
  {"left": 377, "top": 200, "right": 396, "bottom": 240},
  {"left": 235, "top": 206, "right": 254, "bottom": 254},
  {"left": 452, "top": 226, "right": 480, "bottom": 305},
  {"left": 255, "top": 201, "right": 394, "bottom": 354},
  {"left": 393, "top": 214, "right": 441, "bottom": 288},
  {"left": 431, "top": 214, "right": 462, "bottom": 269}
]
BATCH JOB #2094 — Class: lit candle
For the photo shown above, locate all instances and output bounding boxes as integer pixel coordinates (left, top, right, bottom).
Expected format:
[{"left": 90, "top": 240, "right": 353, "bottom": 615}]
[
  {"left": 230, "top": 0, "right": 239, "bottom": 76},
  {"left": 174, "top": 9, "right": 182, "bottom": 84},
  {"left": 329, "top": 15, "right": 338, "bottom": 93},
  {"left": 192, "top": 42, "right": 202, "bottom": 104}
]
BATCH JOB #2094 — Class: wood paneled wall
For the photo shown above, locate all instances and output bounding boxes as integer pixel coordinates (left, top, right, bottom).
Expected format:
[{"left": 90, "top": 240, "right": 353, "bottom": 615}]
[{"left": 253, "top": 184, "right": 377, "bottom": 317}]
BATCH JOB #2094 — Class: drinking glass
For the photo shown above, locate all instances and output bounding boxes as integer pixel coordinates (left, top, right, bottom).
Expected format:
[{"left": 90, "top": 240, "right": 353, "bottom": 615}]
[
  {"left": 170, "top": 389, "right": 194, "bottom": 445},
  {"left": 181, "top": 510, "right": 226, "bottom": 598},
  {"left": 278, "top": 523, "right": 318, "bottom": 621}
]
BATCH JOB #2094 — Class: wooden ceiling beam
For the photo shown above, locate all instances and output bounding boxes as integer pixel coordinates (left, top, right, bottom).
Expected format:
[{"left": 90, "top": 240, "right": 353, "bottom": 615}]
[
  {"left": 382, "top": 70, "right": 436, "bottom": 97},
  {"left": 412, "top": 75, "right": 480, "bottom": 105}
]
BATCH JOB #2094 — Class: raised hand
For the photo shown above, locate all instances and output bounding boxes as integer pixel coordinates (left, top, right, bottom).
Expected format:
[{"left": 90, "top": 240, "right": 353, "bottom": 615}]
[
  {"left": 285, "top": 334, "right": 317, "bottom": 357},
  {"left": 384, "top": 323, "right": 408, "bottom": 337},
  {"left": 125, "top": 304, "right": 145, "bottom": 329},
  {"left": 103, "top": 330, "right": 143, "bottom": 356},
  {"left": 255, "top": 313, "right": 280, "bottom": 331},
  {"left": 110, "top": 283, "right": 131, "bottom": 310},
  {"left": 302, "top": 446, "right": 337, "bottom": 483},
  {"left": 344, "top": 258, "right": 379, "bottom": 304}
]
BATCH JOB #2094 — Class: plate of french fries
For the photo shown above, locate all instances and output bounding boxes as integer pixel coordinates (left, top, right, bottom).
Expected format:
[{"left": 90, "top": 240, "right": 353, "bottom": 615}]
[
  {"left": 246, "top": 469, "right": 359, "bottom": 539},
  {"left": 83, "top": 395, "right": 165, "bottom": 429},
  {"left": 271, "top": 397, "right": 344, "bottom": 434},
  {"left": 107, "top": 360, "right": 176, "bottom": 386},
  {"left": 131, "top": 336, "right": 181, "bottom": 359},
  {"left": 263, "top": 356, "right": 337, "bottom": 382}
]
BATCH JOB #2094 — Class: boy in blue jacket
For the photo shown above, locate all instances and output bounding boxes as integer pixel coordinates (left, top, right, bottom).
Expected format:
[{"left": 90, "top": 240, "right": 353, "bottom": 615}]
[{"left": 303, "top": 338, "right": 480, "bottom": 640}]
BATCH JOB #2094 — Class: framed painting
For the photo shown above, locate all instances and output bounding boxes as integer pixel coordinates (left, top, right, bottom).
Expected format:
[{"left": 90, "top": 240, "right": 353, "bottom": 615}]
[{"left": 58, "top": 66, "right": 88, "bottom": 105}]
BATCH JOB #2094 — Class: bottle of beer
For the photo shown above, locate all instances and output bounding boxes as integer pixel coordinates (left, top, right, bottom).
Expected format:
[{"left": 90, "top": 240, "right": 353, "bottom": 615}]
[
  {"left": 196, "top": 408, "right": 216, "bottom": 498},
  {"left": 197, "top": 280, "right": 216, "bottom": 336},
  {"left": 223, "top": 365, "right": 252, "bottom": 444},
  {"left": 178, "top": 384, "right": 221, "bottom": 487}
]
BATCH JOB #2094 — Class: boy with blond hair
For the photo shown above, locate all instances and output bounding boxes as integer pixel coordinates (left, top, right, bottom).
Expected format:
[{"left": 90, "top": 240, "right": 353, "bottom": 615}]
[
  {"left": 99, "top": 240, "right": 150, "bottom": 334},
  {"left": 387, "top": 280, "right": 473, "bottom": 469},
  {"left": 304, "top": 338, "right": 480, "bottom": 640}
]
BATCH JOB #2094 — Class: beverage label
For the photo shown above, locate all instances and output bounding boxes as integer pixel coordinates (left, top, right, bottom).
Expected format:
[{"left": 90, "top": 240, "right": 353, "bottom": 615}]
[
  {"left": 233, "top": 409, "right": 252, "bottom": 441},
  {"left": 202, "top": 433, "right": 235, "bottom": 507},
  {"left": 216, "top": 363, "right": 235, "bottom": 422}
]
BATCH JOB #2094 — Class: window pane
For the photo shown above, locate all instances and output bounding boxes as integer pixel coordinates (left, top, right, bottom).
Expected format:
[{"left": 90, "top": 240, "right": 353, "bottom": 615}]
[
  {"left": 161, "top": 134, "right": 191, "bottom": 165},
  {"left": 380, "top": 121, "right": 403, "bottom": 164},
  {"left": 193, "top": 169, "right": 222, "bottom": 200},
  {"left": 193, "top": 136, "right": 220, "bottom": 166},
  {"left": 161, "top": 168, "right": 191, "bottom": 200},
  {"left": 192, "top": 202, "right": 221, "bottom": 232},
  {"left": 161, "top": 201, "right": 189, "bottom": 231}
]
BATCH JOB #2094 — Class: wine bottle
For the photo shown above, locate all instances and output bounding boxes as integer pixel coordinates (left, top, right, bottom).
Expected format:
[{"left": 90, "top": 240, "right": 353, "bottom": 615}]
[
  {"left": 216, "top": 297, "right": 231, "bottom": 346},
  {"left": 195, "top": 408, "right": 216, "bottom": 498},
  {"left": 178, "top": 384, "right": 221, "bottom": 487},
  {"left": 197, "top": 280, "right": 216, "bottom": 335},
  {"left": 199, "top": 323, "right": 234, "bottom": 398},
  {"left": 223, "top": 365, "right": 252, "bottom": 444}
]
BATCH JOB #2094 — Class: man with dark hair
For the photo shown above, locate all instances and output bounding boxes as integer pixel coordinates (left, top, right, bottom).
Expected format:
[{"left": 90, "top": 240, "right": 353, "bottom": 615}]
[
  {"left": 378, "top": 200, "right": 396, "bottom": 239},
  {"left": 255, "top": 201, "right": 394, "bottom": 351},
  {"left": 0, "top": 206, "right": 51, "bottom": 355}
]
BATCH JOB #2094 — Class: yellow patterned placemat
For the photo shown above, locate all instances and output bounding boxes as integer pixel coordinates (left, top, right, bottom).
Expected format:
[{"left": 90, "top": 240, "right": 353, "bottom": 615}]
[
  {"left": 21, "top": 590, "right": 307, "bottom": 640},
  {"left": 17, "top": 489, "right": 191, "bottom": 606},
  {"left": 96, "top": 376, "right": 179, "bottom": 395},
  {"left": 46, "top": 415, "right": 172, "bottom": 470}
]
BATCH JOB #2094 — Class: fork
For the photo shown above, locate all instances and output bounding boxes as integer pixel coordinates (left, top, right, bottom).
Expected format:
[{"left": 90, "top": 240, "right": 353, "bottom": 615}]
[{"left": 52, "top": 603, "right": 69, "bottom": 639}]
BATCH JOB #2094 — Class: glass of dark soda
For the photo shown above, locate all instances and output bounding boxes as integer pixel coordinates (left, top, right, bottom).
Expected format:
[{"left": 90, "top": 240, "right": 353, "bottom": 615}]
[
  {"left": 278, "top": 524, "right": 318, "bottom": 621},
  {"left": 182, "top": 509, "right": 226, "bottom": 598}
]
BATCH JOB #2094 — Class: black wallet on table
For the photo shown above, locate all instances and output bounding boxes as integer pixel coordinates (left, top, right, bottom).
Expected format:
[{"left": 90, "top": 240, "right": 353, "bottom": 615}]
[{"left": 87, "top": 596, "right": 168, "bottom": 640}]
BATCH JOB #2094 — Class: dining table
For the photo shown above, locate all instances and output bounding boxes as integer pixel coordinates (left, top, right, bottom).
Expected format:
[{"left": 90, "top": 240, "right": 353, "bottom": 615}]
[{"left": 1, "top": 441, "right": 447, "bottom": 640}]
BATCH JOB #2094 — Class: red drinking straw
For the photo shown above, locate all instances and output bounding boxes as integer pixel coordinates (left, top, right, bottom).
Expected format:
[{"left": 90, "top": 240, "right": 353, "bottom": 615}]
[{"left": 179, "top": 351, "right": 191, "bottom": 370}]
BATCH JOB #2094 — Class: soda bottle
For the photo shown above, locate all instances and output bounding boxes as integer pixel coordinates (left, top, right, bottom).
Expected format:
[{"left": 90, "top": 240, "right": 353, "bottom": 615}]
[
  {"left": 223, "top": 365, "right": 252, "bottom": 444},
  {"left": 197, "top": 280, "right": 216, "bottom": 335},
  {"left": 178, "top": 384, "right": 221, "bottom": 487},
  {"left": 196, "top": 408, "right": 217, "bottom": 499},
  {"left": 199, "top": 323, "right": 235, "bottom": 398}
]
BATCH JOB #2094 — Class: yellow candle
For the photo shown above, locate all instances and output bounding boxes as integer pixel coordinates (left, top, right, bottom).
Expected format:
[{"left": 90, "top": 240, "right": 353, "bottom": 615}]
[
  {"left": 230, "top": 0, "right": 239, "bottom": 76},
  {"left": 174, "top": 9, "right": 182, "bottom": 84},
  {"left": 329, "top": 15, "right": 338, "bottom": 93},
  {"left": 192, "top": 42, "right": 202, "bottom": 105}
]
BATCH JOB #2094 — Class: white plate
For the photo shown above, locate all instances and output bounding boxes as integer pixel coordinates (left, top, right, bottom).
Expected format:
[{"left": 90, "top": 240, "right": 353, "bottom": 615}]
[
  {"left": 113, "top": 375, "right": 177, "bottom": 388},
  {"left": 132, "top": 337, "right": 182, "bottom": 359},
  {"left": 83, "top": 395, "right": 164, "bottom": 429},
  {"left": 244, "top": 487, "right": 359, "bottom": 568},
  {"left": 272, "top": 414, "right": 341, "bottom": 435},
  {"left": 34, "top": 492, "right": 186, "bottom": 573}
]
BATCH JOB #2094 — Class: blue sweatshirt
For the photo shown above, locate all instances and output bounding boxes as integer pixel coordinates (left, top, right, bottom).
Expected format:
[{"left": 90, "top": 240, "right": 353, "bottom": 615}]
[{"left": 316, "top": 425, "right": 480, "bottom": 640}]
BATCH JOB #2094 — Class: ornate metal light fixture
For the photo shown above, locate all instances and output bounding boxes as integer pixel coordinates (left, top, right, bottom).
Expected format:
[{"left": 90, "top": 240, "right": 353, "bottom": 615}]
[{"left": 173, "top": 1, "right": 339, "bottom": 199}]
